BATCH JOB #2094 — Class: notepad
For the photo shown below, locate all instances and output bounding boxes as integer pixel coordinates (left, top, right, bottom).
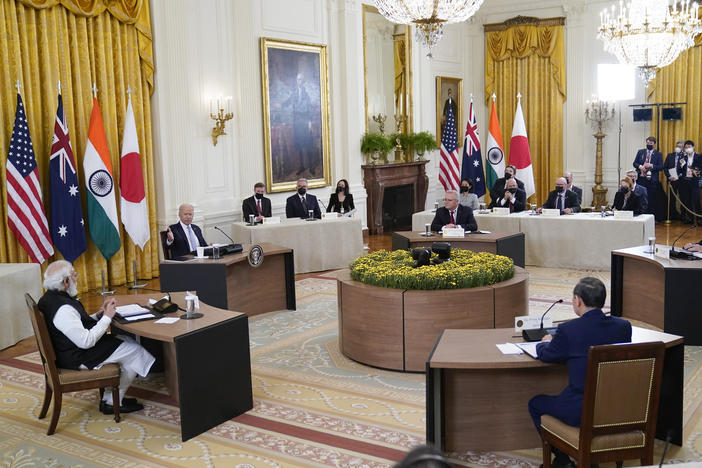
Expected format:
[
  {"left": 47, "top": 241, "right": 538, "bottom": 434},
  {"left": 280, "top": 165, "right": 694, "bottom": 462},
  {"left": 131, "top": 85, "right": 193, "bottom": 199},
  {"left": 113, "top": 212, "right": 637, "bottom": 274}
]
[
  {"left": 124, "top": 313, "right": 155, "bottom": 321},
  {"left": 115, "top": 304, "right": 150, "bottom": 317},
  {"left": 154, "top": 317, "right": 180, "bottom": 324},
  {"left": 517, "top": 342, "right": 540, "bottom": 359},
  {"left": 496, "top": 343, "right": 523, "bottom": 355}
]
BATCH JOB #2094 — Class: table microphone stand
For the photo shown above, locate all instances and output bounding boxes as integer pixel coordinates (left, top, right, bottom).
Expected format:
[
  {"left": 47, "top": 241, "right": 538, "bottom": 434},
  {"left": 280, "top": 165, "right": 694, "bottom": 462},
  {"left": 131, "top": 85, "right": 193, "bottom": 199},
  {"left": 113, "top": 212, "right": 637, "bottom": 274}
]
[
  {"left": 96, "top": 269, "right": 114, "bottom": 296},
  {"left": 128, "top": 260, "right": 146, "bottom": 290}
]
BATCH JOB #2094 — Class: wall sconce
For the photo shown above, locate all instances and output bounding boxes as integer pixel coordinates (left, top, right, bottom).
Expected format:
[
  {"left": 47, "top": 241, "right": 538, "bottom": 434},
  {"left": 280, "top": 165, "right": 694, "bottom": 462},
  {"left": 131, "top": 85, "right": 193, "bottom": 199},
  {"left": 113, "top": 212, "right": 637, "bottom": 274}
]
[{"left": 210, "top": 95, "right": 233, "bottom": 146}]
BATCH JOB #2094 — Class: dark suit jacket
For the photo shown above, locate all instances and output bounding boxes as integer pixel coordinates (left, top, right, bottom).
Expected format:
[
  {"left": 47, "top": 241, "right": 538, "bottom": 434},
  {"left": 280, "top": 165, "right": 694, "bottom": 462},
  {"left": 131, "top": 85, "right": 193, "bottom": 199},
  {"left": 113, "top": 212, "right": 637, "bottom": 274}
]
[
  {"left": 613, "top": 191, "right": 642, "bottom": 216},
  {"left": 430, "top": 205, "right": 478, "bottom": 232},
  {"left": 490, "top": 176, "right": 525, "bottom": 201},
  {"left": 633, "top": 148, "right": 664, "bottom": 182},
  {"left": 285, "top": 193, "right": 321, "bottom": 219},
  {"left": 570, "top": 186, "right": 583, "bottom": 205},
  {"left": 535, "top": 309, "right": 632, "bottom": 426},
  {"left": 541, "top": 189, "right": 580, "bottom": 213},
  {"left": 327, "top": 192, "right": 355, "bottom": 213},
  {"left": 491, "top": 188, "right": 526, "bottom": 212},
  {"left": 167, "top": 222, "right": 207, "bottom": 258},
  {"left": 632, "top": 183, "right": 648, "bottom": 213},
  {"left": 242, "top": 195, "right": 272, "bottom": 221},
  {"left": 664, "top": 152, "right": 681, "bottom": 179},
  {"left": 677, "top": 152, "right": 702, "bottom": 181}
]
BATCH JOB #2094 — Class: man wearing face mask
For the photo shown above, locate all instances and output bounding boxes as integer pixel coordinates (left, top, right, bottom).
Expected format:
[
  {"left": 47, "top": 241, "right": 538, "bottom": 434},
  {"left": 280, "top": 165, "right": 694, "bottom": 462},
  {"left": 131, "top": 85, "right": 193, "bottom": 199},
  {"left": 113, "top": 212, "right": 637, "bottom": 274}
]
[
  {"left": 285, "top": 178, "right": 321, "bottom": 219},
  {"left": 38, "top": 260, "right": 155, "bottom": 415},
  {"left": 537, "top": 177, "right": 580, "bottom": 214},
  {"left": 491, "top": 178, "right": 526, "bottom": 212},
  {"left": 632, "top": 137, "right": 663, "bottom": 219},
  {"left": 242, "top": 182, "right": 272, "bottom": 223},
  {"left": 664, "top": 141, "right": 685, "bottom": 220},
  {"left": 489, "top": 165, "right": 525, "bottom": 202},
  {"left": 625, "top": 170, "right": 649, "bottom": 214},
  {"left": 563, "top": 172, "right": 582, "bottom": 206},
  {"left": 676, "top": 140, "right": 702, "bottom": 223}
]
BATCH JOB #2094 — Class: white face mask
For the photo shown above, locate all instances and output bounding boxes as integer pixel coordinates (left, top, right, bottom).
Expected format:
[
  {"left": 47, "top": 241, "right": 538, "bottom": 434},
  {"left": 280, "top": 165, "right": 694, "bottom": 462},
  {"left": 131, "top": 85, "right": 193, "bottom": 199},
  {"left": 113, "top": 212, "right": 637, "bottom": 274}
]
[
  {"left": 675, "top": 147, "right": 682, "bottom": 153},
  {"left": 686, "top": 147, "right": 694, "bottom": 154}
]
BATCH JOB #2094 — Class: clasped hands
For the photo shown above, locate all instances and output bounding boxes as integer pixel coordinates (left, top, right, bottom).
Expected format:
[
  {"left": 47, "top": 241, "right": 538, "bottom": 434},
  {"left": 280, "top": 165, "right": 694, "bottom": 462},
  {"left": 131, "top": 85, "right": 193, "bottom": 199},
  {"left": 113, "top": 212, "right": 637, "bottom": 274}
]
[
  {"left": 683, "top": 243, "right": 702, "bottom": 252},
  {"left": 97, "top": 297, "right": 117, "bottom": 319}
]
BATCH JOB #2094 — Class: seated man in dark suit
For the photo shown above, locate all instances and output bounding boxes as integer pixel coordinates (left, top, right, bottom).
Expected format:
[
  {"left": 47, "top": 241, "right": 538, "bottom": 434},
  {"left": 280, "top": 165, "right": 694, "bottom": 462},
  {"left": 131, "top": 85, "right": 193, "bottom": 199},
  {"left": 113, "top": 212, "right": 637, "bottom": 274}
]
[
  {"left": 490, "top": 178, "right": 526, "bottom": 212},
  {"left": 537, "top": 177, "right": 580, "bottom": 214},
  {"left": 626, "top": 170, "right": 649, "bottom": 214},
  {"left": 528, "top": 277, "right": 632, "bottom": 468},
  {"left": 431, "top": 190, "right": 478, "bottom": 232},
  {"left": 285, "top": 178, "right": 321, "bottom": 219},
  {"left": 242, "top": 182, "right": 272, "bottom": 223},
  {"left": 165, "top": 203, "right": 208, "bottom": 258},
  {"left": 489, "top": 165, "right": 525, "bottom": 201},
  {"left": 563, "top": 172, "right": 582, "bottom": 206}
]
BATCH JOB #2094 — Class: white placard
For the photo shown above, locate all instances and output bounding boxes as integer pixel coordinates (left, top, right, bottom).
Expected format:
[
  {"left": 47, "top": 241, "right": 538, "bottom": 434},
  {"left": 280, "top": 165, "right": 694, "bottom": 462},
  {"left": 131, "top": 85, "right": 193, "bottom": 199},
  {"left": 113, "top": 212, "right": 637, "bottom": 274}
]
[
  {"left": 262, "top": 216, "right": 280, "bottom": 224},
  {"left": 492, "top": 207, "right": 510, "bottom": 215},
  {"left": 322, "top": 212, "right": 339, "bottom": 220},
  {"left": 541, "top": 209, "right": 561, "bottom": 217},
  {"left": 514, "top": 315, "right": 554, "bottom": 332},
  {"left": 655, "top": 246, "right": 670, "bottom": 259},
  {"left": 442, "top": 227, "right": 465, "bottom": 237},
  {"left": 613, "top": 210, "right": 634, "bottom": 219}
]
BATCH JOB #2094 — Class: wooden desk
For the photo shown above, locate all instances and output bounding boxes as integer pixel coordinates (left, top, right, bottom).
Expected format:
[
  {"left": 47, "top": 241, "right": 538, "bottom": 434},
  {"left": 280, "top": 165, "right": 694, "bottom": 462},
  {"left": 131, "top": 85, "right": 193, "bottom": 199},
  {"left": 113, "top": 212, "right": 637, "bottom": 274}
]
[
  {"left": 426, "top": 327, "right": 683, "bottom": 452},
  {"left": 159, "top": 242, "right": 295, "bottom": 315},
  {"left": 112, "top": 292, "right": 253, "bottom": 441},
  {"left": 611, "top": 245, "right": 702, "bottom": 344},
  {"left": 391, "top": 231, "right": 525, "bottom": 268}
]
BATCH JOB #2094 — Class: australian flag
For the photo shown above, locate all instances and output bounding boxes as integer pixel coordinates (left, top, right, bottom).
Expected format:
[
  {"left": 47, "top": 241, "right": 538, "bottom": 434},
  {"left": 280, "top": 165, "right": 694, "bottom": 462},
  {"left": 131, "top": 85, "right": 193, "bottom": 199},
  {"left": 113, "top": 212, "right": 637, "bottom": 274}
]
[
  {"left": 461, "top": 101, "right": 486, "bottom": 198},
  {"left": 50, "top": 93, "right": 87, "bottom": 262}
]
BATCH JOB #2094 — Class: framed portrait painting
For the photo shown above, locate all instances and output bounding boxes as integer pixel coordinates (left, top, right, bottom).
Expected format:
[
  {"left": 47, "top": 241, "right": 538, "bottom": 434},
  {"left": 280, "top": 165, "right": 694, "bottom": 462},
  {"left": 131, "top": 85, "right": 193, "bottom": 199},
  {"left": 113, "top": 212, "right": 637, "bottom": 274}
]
[
  {"left": 435, "top": 76, "right": 463, "bottom": 148},
  {"left": 261, "top": 38, "right": 332, "bottom": 192}
]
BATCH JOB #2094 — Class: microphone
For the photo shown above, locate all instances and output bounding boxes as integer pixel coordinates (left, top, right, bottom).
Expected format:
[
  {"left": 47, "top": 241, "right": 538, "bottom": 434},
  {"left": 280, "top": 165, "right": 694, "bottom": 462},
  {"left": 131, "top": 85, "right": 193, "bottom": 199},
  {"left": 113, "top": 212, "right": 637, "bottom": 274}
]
[
  {"left": 659, "top": 431, "right": 671, "bottom": 467},
  {"left": 522, "top": 299, "right": 564, "bottom": 342},
  {"left": 318, "top": 197, "right": 327, "bottom": 212},
  {"left": 669, "top": 224, "right": 699, "bottom": 259},
  {"left": 214, "top": 226, "right": 236, "bottom": 244}
]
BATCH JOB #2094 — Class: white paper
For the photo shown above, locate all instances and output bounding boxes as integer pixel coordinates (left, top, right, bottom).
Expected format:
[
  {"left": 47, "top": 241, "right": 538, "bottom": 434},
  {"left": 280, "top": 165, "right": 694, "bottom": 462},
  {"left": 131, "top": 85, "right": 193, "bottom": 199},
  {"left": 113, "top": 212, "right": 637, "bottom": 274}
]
[
  {"left": 442, "top": 227, "right": 465, "bottom": 237},
  {"left": 667, "top": 168, "right": 678, "bottom": 180},
  {"left": 154, "top": 317, "right": 180, "bottom": 324},
  {"left": 517, "top": 342, "right": 540, "bottom": 358},
  {"left": 148, "top": 296, "right": 170, "bottom": 305},
  {"left": 116, "top": 304, "right": 150, "bottom": 317},
  {"left": 496, "top": 343, "right": 523, "bottom": 355},
  {"left": 124, "top": 313, "right": 155, "bottom": 321}
]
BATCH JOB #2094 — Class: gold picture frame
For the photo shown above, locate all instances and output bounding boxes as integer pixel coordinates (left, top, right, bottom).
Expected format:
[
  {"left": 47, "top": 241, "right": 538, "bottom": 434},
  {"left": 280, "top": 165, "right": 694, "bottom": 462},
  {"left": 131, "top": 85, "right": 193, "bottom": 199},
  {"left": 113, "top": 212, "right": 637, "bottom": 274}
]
[
  {"left": 435, "top": 76, "right": 463, "bottom": 148},
  {"left": 261, "top": 37, "right": 331, "bottom": 193}
]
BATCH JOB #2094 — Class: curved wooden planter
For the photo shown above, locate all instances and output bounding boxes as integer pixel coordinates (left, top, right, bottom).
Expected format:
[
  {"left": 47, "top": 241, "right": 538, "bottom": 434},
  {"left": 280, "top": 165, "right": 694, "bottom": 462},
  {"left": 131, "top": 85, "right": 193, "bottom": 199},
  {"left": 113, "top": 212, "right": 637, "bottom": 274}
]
[{"left": 337, "top": 267, "right": 529, "bottom": 372}]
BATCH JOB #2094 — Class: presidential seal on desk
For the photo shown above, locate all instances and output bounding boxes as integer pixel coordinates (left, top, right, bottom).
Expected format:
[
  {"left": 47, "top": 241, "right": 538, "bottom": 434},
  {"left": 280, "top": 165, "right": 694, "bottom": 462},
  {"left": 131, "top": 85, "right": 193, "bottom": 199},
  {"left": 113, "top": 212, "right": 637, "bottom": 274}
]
[{"left": 248, "top": 244, "right": 264, "bottom": 267}]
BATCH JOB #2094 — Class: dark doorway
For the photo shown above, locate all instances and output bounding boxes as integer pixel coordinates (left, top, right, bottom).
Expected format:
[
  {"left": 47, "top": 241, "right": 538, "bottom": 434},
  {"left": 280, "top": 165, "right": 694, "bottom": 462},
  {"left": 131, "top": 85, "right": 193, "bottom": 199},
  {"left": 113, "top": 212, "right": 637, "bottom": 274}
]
[{"left": 382, "top": 184, "right": 413, "bottom": 232}]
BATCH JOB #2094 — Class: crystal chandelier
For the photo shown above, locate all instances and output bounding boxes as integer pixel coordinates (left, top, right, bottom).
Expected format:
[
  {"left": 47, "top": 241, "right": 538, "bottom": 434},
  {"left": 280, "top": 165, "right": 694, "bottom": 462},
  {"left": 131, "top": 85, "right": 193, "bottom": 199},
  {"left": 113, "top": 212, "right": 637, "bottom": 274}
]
[
  {"left": 598, "top": 0, "right": 702, "bottom": 86},
  {"left": 374, "top": 0, "right": 484, "bottom": 58}
]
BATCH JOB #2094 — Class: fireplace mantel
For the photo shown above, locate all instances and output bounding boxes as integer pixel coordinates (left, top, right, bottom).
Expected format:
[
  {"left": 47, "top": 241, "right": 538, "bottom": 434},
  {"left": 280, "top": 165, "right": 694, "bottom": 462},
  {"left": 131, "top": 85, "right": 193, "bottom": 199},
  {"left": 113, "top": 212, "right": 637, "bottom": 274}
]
[{"left": 362, "top": 161, "right": 429, "bottom": 235}]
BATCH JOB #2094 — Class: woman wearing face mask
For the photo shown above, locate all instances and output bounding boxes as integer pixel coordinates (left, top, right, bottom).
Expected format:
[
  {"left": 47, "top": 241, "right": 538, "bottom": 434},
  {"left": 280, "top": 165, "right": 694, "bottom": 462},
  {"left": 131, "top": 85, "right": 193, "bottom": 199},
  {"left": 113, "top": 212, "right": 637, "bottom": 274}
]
[
  {"left": 327, "top": 179, "right": 355, "bottom": 213},
  {"left": 459, "top": 178, "right": 479, "bottom": 210},
  {"left": 612, "top": 177, "right": 642, "bottom": 216}
]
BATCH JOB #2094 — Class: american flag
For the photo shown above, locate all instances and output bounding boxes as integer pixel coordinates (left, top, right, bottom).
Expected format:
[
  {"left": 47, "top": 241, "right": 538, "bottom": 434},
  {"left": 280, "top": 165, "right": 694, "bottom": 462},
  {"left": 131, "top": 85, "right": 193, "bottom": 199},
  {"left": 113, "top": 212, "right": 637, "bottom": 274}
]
[
  {"left": 439, "top": 103, "right": 460, "bottom": 192},
  {"left": 6, "top": 93, "right": 54, "bottom": 263},
  {"left": 460, "top": 101, "right": 486, "bottom": 197}
]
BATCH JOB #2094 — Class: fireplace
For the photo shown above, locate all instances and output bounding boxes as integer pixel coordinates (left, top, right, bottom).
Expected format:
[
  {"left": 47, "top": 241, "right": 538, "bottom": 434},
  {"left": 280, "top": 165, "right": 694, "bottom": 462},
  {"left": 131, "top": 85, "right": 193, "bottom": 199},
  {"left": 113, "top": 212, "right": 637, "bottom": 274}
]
[
  {"left": 382, "top": 184, "right": 413, "bottom": 231},
  {"left": 362, "top": 161, "right": 429, "bottom": 235}
]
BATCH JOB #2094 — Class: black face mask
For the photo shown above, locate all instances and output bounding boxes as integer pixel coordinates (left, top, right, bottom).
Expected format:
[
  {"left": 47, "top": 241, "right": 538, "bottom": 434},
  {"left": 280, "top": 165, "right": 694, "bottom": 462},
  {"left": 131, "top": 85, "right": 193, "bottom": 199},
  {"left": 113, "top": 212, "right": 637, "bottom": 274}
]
[
  {"left": 555, "top": 186, "right": 564, "bottom": 193},
  {"left": 297, "top": 187, "right": 306, "bottom": 196},
  {"left": 507, "top": 188, "right": 517, "bottom": 194},
  {"left": 336, "top": 186, "right": 344, "bottom": 193},
  {"left": 459, "top": 186, "right": 470, "bottom": 193},
  {"left": 504, "top": 172, "right": 512, "bottom": 179},
  {"left": 255, "top": 193, "right": 264, "bottom": 200},
  {"left": 619, "top": 186, "right": 630, "bottom": 193},
  {"left": 646, "top": 144, "right": 654, "bottom": 150}
]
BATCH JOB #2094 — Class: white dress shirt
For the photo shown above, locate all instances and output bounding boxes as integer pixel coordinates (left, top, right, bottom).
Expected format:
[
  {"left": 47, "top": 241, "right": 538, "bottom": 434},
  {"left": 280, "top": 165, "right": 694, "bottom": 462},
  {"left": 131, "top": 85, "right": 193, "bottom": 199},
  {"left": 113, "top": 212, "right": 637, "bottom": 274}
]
[{"left": 53, "top": 305, "right": 111, "bottom": 350}]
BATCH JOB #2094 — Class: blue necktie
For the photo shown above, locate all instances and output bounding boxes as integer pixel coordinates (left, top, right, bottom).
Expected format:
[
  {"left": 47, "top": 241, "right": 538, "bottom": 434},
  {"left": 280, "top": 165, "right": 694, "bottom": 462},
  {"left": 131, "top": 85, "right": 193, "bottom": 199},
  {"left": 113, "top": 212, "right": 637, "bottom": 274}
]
[{"left": 187, "top": 225, "right": 198, "bottom": 251}]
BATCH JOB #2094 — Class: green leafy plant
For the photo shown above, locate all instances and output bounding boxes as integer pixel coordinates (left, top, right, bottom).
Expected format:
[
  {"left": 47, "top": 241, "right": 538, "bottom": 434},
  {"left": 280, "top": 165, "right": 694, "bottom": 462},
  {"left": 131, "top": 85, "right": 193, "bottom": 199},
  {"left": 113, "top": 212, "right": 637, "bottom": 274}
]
[
  {"left": 360, "top": 132, "right": 394, "bottom": 156},
  {"left": 412, "top": 131, "right": 438, "bottom": 155},
  {"left": 389, "top": 132, "right": 412, "bottom": 151},
  {"left": 349, "top": 249, "right": 514, "bottom": 290}
]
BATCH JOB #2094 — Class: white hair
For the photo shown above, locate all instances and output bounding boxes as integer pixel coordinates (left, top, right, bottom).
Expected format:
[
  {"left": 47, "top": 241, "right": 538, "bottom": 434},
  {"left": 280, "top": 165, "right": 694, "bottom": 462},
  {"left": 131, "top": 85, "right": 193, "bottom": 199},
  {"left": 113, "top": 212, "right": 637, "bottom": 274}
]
[
  {"left": 43, "top": 260, "right": 73, "bottom": 291},
  {"left": 445, "top": 190, "right": 459, "bottom": 198}
]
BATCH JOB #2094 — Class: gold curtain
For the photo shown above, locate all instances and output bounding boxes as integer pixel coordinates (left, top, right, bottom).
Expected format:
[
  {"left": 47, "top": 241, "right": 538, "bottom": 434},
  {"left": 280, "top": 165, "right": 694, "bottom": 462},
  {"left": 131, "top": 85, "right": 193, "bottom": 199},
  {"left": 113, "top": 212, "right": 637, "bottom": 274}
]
[
  {"left": 0, "top": 0, "right": 158, "bottom": 293},
  {"left": 484, "top": 17, "right": 566, "bottom": 204},
  {"left": 649, "top": 38, "right": 702, "bottom": 155}
]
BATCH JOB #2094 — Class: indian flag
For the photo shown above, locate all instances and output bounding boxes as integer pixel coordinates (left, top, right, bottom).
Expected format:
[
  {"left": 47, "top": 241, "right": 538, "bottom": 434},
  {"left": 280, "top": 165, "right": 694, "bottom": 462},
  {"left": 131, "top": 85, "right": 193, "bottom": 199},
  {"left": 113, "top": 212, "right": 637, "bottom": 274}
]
[
  {"left": 485, "top": 95, "right": 505, "bottom": 194},
  {"left": 83, "top": 97, "right": 120, "bottom": 260}
]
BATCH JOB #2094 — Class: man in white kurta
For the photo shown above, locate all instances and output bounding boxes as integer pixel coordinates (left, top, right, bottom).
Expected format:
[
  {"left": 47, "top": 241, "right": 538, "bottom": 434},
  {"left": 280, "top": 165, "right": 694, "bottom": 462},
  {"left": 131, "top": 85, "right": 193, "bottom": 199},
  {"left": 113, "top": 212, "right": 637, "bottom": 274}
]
[{"left": 38, "top": 260, "right": 155, "bottom": 414}]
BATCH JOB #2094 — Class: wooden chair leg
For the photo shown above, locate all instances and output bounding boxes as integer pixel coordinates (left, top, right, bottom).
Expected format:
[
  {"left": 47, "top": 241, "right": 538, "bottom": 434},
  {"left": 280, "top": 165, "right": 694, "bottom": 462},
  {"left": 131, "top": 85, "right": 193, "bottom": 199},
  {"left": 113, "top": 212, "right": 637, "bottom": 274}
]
[
  {"left": 38, "top": 381, "right": 52, "bottom": 419},
  {"left": 111, "top": 386, "right": 121, "bottom": 423},
  {"left": 542, "top": 438, "right": 552, "bottom": 468},
  {"left": 46, "top": 390, "right": 62, "bottom": 435}
]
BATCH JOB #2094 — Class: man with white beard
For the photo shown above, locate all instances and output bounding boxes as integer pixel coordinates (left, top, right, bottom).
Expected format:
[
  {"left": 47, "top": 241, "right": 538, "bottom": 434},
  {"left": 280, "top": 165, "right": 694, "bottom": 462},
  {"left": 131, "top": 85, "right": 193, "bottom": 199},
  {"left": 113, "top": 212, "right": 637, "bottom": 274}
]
[{"left": 37, "top": 260, "right": 155, "bottom": 414}]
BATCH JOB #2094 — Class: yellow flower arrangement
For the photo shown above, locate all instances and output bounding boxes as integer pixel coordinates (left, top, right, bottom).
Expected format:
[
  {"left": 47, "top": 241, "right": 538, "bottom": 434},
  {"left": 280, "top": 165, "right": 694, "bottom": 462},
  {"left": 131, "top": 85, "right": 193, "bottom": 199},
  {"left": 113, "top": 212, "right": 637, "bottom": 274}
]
[{"left": 350, "top": 249, "right": 514, "bottom": 290}]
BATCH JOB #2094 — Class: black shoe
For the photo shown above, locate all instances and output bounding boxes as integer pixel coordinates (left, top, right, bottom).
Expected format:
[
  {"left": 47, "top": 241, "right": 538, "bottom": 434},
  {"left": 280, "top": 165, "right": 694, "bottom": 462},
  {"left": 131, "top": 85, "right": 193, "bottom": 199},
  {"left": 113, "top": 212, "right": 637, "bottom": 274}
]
[{"left": 99, "top": 399, "right": 144, "bottom": 415}]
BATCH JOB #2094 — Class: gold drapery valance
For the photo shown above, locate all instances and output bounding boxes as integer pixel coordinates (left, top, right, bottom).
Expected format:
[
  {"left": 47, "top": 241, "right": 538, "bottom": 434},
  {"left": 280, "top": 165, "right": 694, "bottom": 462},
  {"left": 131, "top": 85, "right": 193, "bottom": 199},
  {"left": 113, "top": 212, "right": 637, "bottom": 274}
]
[
  {"left": 0, "top": 0, "right": 157, "bottom": 293},
  {"left": 483, "top": 17, "right": 566, "bottom": 204}
]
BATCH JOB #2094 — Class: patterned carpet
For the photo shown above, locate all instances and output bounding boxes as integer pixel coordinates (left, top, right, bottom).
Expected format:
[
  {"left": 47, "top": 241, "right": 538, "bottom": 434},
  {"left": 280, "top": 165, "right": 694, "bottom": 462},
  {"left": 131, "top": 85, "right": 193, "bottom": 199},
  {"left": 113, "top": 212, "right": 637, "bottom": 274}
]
[{"left": 1, "top": 268, "right": 702, "bottom": 467}]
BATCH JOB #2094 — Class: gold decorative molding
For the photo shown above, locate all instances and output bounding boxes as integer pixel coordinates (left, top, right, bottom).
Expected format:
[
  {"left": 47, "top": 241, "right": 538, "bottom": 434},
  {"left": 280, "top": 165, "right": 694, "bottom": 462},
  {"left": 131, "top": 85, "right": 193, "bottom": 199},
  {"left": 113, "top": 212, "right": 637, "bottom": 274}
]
[{"left": 484, "top": 16, "right": 565, "bottom": 31}]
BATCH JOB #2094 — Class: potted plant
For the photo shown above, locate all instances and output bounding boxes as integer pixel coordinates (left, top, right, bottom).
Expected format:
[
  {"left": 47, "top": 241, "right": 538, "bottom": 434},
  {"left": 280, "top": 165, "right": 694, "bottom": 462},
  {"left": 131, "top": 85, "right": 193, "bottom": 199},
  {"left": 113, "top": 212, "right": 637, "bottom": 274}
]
[
  {"left": 389, "top": 132, "right": 413, "bottom": 162},
  {"left": 360, "top": 132, "right": 394, "bottom": 164},
  {"left": 411, "top": 131, "right": 438, "bottom": 160}
]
